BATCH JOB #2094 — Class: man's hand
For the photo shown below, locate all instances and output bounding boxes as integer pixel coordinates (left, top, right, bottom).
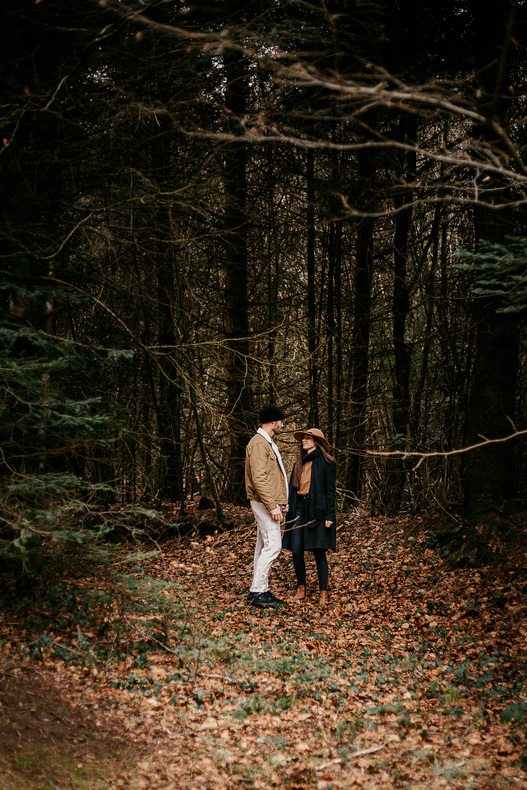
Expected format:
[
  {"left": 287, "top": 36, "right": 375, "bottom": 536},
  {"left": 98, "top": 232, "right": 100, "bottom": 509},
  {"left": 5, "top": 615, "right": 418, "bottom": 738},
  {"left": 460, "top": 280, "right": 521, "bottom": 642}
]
[
  {"left": 282, "top": 504, "right": 289, "bottom": 514},
  {"left": 325, "top": 520, "right": 332, "bottom": 529},
  {"left": 270, "top": 506, "right": 282, "bottom": 522}
]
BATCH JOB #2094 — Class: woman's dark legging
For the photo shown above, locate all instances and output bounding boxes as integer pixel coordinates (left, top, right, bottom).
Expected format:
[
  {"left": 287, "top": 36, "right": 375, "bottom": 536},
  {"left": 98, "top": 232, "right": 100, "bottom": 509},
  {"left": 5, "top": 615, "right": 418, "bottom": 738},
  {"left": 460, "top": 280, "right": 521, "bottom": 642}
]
[{"left": 291, "top": 499, "right": 328, "bottom": 591}]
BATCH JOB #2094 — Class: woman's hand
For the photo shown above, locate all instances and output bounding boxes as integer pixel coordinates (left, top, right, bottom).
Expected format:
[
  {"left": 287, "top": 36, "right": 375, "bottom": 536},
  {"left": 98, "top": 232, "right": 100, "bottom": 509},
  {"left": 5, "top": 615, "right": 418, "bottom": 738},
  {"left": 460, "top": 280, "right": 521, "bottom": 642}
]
[{"left": 325, "top": 520, "right": 332, "bottom": 529}]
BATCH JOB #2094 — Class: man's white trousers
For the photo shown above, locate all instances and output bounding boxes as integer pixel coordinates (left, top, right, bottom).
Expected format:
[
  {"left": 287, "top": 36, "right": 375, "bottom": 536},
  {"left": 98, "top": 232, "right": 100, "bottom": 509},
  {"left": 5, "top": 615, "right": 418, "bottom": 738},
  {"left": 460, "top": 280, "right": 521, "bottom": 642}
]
[{"left": 249, "top": 500, "right": 282, "bottom": 593}]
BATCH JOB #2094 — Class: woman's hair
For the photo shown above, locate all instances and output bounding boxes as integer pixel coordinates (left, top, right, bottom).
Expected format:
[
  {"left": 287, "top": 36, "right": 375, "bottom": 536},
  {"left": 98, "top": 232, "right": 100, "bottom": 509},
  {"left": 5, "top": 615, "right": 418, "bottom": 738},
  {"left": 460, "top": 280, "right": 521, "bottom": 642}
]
[{"left": 291, "top": 436, "right": 337, "bottom": 489}]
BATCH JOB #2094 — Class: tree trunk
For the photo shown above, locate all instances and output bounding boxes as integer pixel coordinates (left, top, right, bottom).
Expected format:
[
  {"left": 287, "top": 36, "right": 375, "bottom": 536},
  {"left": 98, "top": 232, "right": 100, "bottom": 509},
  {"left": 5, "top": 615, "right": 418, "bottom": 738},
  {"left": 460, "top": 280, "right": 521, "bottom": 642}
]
[
  {"left": 347, "top": 216, "right": 373, "bottom": 501},
  {"left": 463, "top": 0, "right": 520, "bottom": 518},
  {"left": 327, "top": 220, "right": 342, "bottom": 446},
  {"left": 223, "top": 45, "right": 252, "bottom": 504},
  {"left": 157, "top": 263, "right": 184, "bottom": 503},
  {"left": 266, "top": 146, "right": 279, "bottom": 404},
  {"left": 307, "top": 147, "right": 319, "bottom": 426},
  {"left": 379, "top": 113, "right": 416, "bottom": 514},
  {"left": 150, "top": 108, "right": 184, "bottom": 503}
]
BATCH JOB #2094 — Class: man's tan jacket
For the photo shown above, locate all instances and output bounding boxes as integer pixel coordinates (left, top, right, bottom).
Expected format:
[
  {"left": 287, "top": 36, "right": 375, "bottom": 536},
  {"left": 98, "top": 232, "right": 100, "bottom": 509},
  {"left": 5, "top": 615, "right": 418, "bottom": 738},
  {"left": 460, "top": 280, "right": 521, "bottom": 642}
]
[{"left": 245, "top": 432, "right": 288, "bottom": 511}]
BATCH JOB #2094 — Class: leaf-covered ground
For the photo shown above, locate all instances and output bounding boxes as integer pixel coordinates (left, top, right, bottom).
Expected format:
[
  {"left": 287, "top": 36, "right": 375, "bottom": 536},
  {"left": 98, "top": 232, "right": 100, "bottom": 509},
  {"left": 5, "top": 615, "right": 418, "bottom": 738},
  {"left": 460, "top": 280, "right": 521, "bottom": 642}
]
[{"left": 1, "top": 506, "right": 526, "bottom": 789}]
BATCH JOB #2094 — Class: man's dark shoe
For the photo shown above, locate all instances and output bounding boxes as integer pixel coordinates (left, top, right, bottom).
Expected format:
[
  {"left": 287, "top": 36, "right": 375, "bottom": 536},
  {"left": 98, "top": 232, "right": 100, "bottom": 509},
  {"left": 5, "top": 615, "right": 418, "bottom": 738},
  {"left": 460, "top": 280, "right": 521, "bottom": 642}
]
[
  {"left": 247, "top": 592, "right": 277, "bottom": 608},
  {"left": 263, "top": 591, "right": 285, "bottom": 605}
]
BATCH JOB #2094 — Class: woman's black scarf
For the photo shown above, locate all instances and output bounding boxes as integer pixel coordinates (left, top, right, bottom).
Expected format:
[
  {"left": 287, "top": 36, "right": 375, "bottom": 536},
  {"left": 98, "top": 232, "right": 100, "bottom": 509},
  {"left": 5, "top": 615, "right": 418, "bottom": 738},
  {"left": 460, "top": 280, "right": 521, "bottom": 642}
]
[
  {"left": 300, "top": 447, "right": 323, "bottom": 465},
  {"left": 299, "top": 447, "right": 327, "bottom": 528}
]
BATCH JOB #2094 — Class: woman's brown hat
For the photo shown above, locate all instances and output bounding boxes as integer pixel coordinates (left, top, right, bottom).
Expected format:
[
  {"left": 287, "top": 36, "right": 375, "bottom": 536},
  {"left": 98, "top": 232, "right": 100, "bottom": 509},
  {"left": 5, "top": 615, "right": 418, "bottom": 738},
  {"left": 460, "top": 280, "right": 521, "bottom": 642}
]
[{"left": 293, "top": 428, "right": 330, "bottom": 453}]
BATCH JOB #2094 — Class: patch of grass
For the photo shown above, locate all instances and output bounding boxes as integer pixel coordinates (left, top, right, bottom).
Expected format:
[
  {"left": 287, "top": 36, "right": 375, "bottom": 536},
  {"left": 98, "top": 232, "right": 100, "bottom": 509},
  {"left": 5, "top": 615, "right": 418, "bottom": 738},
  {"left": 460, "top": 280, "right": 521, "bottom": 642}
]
[
  {"left": 431, "top": 757, "right": 469, "bottom": 781},
  {"left": 264, "top": 733, "right": 288, "bottom": 750},
  {"left": 410, "top": 747, "right": 435, "bottom": 764},
  {"left": 1, "top": 747, "right": 135, "bottom": 790}
]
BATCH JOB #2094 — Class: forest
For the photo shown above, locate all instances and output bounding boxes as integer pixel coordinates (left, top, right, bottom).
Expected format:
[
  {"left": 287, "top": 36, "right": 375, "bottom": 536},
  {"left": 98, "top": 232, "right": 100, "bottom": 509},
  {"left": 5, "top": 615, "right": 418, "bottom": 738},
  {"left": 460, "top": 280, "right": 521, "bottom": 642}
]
[
  {"left": 2, "top": 0, "right": 527, "bottom": 546},
  {"left": 1, "top": 2, "right": 527, "bottom": 789}
]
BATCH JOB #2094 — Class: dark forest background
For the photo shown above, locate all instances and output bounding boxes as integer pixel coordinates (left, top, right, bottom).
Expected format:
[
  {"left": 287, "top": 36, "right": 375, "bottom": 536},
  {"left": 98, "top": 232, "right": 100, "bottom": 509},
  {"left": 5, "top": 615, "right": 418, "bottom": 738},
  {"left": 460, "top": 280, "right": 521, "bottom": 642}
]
[{"left": 1, "top": 0, "right": 527, "bottom": 573}]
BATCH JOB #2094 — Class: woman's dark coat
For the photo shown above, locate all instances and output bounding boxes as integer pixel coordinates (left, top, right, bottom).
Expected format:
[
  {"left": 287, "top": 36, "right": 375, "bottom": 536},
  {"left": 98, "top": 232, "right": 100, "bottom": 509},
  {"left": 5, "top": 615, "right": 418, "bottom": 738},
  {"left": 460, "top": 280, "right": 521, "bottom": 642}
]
[{"left": 282, "top": 449, "right": 336, "bottom": 552}]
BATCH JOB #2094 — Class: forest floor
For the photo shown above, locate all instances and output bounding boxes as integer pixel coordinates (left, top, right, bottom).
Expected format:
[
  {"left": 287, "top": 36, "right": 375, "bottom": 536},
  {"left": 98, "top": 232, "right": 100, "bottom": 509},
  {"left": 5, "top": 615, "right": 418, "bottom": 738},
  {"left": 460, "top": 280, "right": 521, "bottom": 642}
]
[{"left": 0, "top": 504, "right": 526, "bottom": 789}]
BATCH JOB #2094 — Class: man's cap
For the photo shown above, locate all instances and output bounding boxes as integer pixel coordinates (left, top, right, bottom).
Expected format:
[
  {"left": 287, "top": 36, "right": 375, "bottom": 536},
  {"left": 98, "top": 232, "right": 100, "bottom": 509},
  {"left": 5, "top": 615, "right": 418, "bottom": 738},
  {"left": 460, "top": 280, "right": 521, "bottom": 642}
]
[{"left": 260, "top": 405, "right": 284, "bottom": 423}]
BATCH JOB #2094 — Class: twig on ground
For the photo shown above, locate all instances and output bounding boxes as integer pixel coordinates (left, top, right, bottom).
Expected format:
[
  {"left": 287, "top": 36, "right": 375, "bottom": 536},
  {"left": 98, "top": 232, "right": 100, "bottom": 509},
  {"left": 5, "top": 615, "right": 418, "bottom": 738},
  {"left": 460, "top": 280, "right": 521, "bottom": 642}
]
[
  {"left": 45, "top": 706, "right": 77, "bottom": 728},
  {"left": 315, "top": 757, "right": 343, "bottom": 770},
  {"left": 352, "top": 743, "right": 386, "bottom": 757},
  {"left": 123, "top": 617, "right": 185, "bottom": 666}
]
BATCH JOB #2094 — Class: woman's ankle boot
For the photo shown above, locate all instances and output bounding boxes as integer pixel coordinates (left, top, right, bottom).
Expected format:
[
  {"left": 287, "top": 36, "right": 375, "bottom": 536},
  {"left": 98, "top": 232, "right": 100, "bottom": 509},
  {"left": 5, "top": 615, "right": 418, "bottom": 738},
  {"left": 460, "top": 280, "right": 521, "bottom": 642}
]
[
  {"left": 294, "top": 584, "right": 306, "bottom": 600},
  {"left": 319, "top": 590, "right": 328, "bottom": 606}
]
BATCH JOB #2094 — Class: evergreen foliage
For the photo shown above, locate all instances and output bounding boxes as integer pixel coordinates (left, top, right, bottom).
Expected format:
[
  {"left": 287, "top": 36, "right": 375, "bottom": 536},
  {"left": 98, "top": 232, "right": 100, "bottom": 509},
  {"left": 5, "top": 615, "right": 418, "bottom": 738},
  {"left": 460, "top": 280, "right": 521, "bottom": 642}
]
[
  {"left": 0, "top": 313, "right": 131, "bottom": 578},
  {"left": 456, "top": 238, "right": 527, "bottom": 314}
]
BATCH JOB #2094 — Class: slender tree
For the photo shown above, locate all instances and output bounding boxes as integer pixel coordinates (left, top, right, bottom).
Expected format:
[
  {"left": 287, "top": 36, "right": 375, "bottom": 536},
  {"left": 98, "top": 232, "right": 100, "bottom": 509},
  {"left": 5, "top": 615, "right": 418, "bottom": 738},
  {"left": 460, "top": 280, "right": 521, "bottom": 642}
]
[{"left": 463, "top": 0, "right": 521, "bottom": 518}]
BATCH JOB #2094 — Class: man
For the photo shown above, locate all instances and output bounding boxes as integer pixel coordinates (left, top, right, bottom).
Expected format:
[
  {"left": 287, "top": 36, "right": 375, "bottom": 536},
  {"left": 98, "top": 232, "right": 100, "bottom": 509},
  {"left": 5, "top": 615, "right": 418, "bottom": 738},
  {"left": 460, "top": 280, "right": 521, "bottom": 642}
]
[{"left": 245, "top": 405, "right": 289, "bottom": 608}]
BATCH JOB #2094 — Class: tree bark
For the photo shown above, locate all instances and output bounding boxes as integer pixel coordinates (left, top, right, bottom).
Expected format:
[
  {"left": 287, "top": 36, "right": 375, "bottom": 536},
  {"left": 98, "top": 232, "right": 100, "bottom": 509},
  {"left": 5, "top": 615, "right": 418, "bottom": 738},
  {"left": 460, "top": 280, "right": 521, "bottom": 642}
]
[
  {"left": 307, "top": 147, "right": 319, "bottom": 426},
  {"left": 379, "top": 113, "right": 416, "bottom": 514},
  {"left": 346, "top": 141, "right": 376, "bottom": 501},
  {"left": 327, "top": 220, "right": 342, "bottom": 446},
  {"left": 223, "top": 45, "right": 252, "bottom": 504},
  {"left": 463, "top": 0, "right": 520, "bottom": 518}
]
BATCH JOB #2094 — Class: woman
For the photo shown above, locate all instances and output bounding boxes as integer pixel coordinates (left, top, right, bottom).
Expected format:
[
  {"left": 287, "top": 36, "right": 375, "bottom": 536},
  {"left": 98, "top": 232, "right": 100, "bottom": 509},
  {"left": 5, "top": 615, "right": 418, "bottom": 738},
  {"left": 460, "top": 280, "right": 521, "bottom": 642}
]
[{"left": 283, "top": 428, "right": 337, "bottom": 605}]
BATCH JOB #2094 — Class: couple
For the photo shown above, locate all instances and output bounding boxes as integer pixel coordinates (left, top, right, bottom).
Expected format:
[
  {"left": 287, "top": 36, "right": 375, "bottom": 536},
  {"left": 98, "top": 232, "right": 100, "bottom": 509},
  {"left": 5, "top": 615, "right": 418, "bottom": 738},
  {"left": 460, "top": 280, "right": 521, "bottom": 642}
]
[{"left": 245, "top": 405, "right": 337, "bottom": 609}]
